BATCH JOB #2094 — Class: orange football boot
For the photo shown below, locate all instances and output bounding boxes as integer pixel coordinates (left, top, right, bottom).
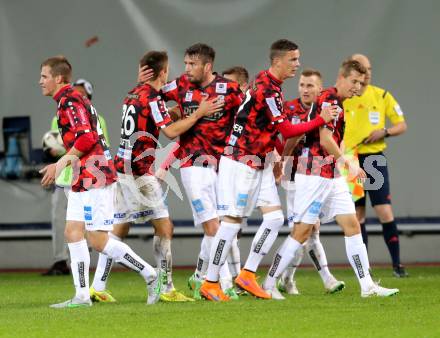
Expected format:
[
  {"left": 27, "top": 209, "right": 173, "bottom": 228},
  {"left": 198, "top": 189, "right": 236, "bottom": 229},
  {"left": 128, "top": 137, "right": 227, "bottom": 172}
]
[
  {"left": 235, "top": 269, "right": 271, "bottom": 299},
  {"left": 200, "top": 281, "right": 230, "bottom": 302}
]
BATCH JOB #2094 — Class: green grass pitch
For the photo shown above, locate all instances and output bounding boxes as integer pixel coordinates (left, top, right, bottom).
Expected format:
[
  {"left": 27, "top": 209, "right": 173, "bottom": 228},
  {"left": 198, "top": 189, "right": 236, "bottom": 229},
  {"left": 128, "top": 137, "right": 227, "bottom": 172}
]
[{"left": 0, "top": 266, "right": 439, "bottom": 337}]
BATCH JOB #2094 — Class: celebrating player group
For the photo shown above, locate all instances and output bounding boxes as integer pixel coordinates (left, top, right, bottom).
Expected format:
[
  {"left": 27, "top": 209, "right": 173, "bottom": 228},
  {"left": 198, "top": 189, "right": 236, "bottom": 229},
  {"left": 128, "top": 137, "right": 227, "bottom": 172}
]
[{"left": 39, "top": 38, "right": 399, "bottom": 308}]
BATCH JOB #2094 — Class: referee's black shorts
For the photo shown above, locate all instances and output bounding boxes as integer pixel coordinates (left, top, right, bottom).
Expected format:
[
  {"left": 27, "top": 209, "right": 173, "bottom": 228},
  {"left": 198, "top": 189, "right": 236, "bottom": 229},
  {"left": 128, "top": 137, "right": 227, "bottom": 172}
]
[{"left": 355, "top": 152, "right": 392, "bottom": 207}]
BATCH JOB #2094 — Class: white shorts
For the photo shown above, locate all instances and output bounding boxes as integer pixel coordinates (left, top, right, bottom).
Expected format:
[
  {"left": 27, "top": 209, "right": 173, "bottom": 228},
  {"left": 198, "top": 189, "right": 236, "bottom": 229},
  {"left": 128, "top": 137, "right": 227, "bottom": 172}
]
[
  {"left": 114, "top": 173, "right": 169, "bottom": 224},
  {"left": 256, "top": 165, "right": 281, "bottom": 208},
  {"left": 180, "top": 166, "right": 218, "bottom": 227},
  {"left": 217, "top": 156, "right": 263, "bottom": 218},
  {"left": 293, "top": 174, "right": 355, "bottom": 225},
  {"left": 66, "top": 184, "right": 115, "bottom": 231}
]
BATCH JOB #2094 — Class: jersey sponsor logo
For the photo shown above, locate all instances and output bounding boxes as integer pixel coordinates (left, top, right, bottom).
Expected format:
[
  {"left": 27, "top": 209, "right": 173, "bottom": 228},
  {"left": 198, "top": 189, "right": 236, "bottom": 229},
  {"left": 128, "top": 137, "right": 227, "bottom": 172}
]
[
  {"left": 185, "top": 91, "right": 193, "bottom": 102},
  {"left": 394, "top": 104, "right": 403, "bottom": 116},
  {"left": 216, "top": 82, "right": 227, "bottom": 94},
  {"left": 308, "top": 201, "right": 322, "bottom": 216},
  {"left": 254, "top": 228, "right": 271, "bottom": 253},
  {"left": 191, "top": 199, "right": 205, "bottom": 213},
  {"left": 266, "top": 97, "right": 281, "bottom": 117},
  {"left": 149, "top": 101, "right": 164, "bottom": 123},
  {"left": 236, "top": 193, "right": 248, "bottom": 207},
  {"left": 127, "top": 93, "right": 139, "bottom": 100},
  {"left": 213, "top": 239, "right": 226, "bottom": 265},
  {"left": 162, "top": 80, "right": 177, "bottom": 93},
  {"left": 369, "top": 111, "right": 380, "bottom": 125}
]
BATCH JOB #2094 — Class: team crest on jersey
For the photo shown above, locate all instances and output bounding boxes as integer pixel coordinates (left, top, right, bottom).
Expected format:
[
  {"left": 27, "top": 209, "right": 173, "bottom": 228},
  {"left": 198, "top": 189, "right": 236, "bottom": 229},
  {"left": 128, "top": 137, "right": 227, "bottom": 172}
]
[
  {"left": 185, "top": 91, "right": 193, "bottom": 102},
  {"left": 216, "top": 82, "right": 227, "bottom": 94}
]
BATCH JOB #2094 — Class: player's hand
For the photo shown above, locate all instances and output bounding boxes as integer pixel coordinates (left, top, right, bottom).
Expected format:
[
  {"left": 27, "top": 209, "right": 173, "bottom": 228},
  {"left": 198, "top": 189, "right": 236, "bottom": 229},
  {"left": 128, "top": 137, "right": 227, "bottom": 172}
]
[
  {"left": 342, "top": 156, "right": 367, "bottom": 181},
  {"left": 196, "top": 97, "right": 224, "bottom": 118},
  {"left": 39, "top": 163, "right": 57, "bottom": 188},
  {"left": 273, "top": 161, "right": 284, "bottom": 185},
  {"left": 364, "top": 129, "right": 387, "bottom": 144},
  {"left": 168, "top": 105, "right": 182, "bottom": 121},
  {"left": 320, "top": 105, "right": 340, "bottom": 123},
  {"left": 138, "top": 65, "right": 154, "bottom": 83}
]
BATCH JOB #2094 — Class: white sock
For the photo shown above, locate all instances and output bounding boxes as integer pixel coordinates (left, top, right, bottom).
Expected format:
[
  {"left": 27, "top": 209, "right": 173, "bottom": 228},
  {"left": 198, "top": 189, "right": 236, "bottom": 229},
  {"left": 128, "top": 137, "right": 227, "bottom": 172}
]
[
  {"left": 206, "top": 222, "right": 240, "bottom": 282},
  {"left": 153, "top": 235, "right": 173, "bottom": 291},
  {"left": 281, "top": 244, "right": 305, "bottom": 281},
  {"left": 306, "top": 231, "right": 332, "bottom": 283},
  {"left": 345, "top": 233, "right": 374, "bottom": 291},
  {"left": 194, "top": 235, "right": 213, "bottom": 281},
  {"left": 68, "top": 239, "right": 90, "bottom": 301},
  {"left": 264, "top": 236, "right": 302, "bottom": 290},
  {"left": 219, "top": 262, "right": 233, "bottom": 291},
  {"left": 103, "top": 237, "right": 156, "bottom": 283},
  {"left": 91, "top": 233, "right": 120, "bottom": 292},
  {"left": 244, "top": 210, "right": 284, "bottom": 272},
  {"left": 227, "top": 235, "right": 241, "bottom": 278}
]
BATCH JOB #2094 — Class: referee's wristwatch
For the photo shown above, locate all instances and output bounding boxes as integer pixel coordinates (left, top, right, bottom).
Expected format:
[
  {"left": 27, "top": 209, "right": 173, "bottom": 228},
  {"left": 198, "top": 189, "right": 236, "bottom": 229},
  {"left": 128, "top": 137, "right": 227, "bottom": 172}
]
[{"left": 383, "top": 128, "right": 390, "bottom": 138}]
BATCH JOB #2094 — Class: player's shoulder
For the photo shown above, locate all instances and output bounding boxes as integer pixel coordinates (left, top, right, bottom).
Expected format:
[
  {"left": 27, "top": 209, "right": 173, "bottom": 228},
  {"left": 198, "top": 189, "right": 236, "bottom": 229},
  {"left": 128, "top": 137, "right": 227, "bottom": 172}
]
[
  {"left": 60, "top": 89, "right": 83, "bottom": 108},
  {"left": 318, "top": 87, "right": 338, "bottom": 103},
  {"left": 284, "top": 97, "right": 300, "bottom": 109},
  {"left": 368, "top": 84, "right": 395, "bottom": 101},
  {"left": 215, "top": 74, "right": 240, "bottom": 92},
  {"left": 161, "top": 75, "right": 185, "bottom": 93}
]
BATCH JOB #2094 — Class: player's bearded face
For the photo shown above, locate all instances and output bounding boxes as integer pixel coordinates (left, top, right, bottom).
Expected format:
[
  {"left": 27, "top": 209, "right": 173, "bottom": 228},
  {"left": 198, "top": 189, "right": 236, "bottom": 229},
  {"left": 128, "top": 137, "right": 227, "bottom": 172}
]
[
  {"left": 39, "top": 66, "right": 57, "bottom": 96},
  {"left": 279, "top": 49, "right": 300, "bottom": 79},
  {"left": 298, "top": 75, "right": 321, "bottom": 105},
  {"left": 184, "top": 55, "right": 206, "bottom": 84}
]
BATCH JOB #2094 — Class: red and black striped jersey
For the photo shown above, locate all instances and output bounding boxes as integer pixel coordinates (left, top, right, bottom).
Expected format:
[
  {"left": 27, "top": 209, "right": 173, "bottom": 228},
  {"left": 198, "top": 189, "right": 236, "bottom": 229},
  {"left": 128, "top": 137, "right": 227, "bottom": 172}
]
[
  {"left": 283, "top": 98, "right": 316, "bottom": 181},
  {"left": 161, "top": 74, "right": 243, "bottom": 168},
  {"left": 225, "top": 70, "right": 286, "bottom": 169},
  {"left": 54, "top": 85, "right": 116, "bottom": 192},
  {"left": 296, "top": 87, "right": 345, "bottom": 179},
  {"left": 114, "top": 83, "right": 172, "bottom": 176}
]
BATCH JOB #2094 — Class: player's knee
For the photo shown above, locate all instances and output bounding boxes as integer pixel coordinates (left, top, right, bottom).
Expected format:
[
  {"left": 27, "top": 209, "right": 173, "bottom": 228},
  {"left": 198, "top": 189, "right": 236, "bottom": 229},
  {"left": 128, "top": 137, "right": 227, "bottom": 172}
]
[
  {"left": 263, "top": 209, "right": 284, "bottom": 229},
  {"left": 203, "top": 218, "right": 220, "bottom": 236}
]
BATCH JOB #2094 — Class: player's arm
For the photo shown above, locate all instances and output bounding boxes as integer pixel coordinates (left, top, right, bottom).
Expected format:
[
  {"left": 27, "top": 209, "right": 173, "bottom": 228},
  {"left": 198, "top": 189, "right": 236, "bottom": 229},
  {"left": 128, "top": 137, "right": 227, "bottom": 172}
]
[
  {"left": 320, "top": 127, "right": 366, "bottom": 179},
  {"left": 161, "top": 97, "right": 224, "bottom": 139},
  {"left": 276, "top": 105, "right": 339, "bottom": 139}
]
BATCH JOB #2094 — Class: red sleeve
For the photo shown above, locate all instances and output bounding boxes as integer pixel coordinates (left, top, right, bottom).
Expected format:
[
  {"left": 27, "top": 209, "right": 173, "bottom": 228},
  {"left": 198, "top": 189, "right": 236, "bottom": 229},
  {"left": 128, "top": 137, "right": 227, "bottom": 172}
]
[
  {"left": 276, "top": 116, "right": 325, "bottom": 139},
  {"left": 160, "top": 141, "right": 180, "bottom": 170},
  {"left": 73, "top": 132, "right": 97, "bottom": 153}
]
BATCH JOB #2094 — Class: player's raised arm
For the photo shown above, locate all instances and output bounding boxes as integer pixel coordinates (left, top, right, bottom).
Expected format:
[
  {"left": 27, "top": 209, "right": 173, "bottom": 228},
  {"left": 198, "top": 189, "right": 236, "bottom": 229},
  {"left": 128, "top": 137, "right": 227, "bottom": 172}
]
[
  {"left": 276, "top": 104, "right": 339, "bottom": 139},
  {"left": 161, "top": 96, "right": 224, "bottom": 139}
]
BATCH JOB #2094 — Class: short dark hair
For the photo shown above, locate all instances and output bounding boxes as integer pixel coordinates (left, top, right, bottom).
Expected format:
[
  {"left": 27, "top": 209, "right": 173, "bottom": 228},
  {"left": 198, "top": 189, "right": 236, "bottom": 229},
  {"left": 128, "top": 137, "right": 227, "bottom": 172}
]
[
  {"left": 339, "top": 59, "right": 367, "bottom": 77},
  {"left": 185, "top": 43, "right": 215, "bottom": 64},
  {"left": 139, "top": 51, "right": 168, "bottom": 81},
  {"left": 40, "top": 55, "right": 72, "bottom": 83},
  {"left": 222, "top": 66, "right": 249, "bottom": 84},
  {"left": 270, "top": 39, "right": 298, "bottom": 62},
  {"left": 301, "top": 68, "right": 322, "bottom": 80}
]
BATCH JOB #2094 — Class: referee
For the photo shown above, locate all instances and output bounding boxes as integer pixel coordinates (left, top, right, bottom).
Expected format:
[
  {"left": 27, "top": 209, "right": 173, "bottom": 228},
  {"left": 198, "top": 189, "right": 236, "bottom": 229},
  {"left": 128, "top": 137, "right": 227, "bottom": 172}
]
[{"left": 343, "top": 54, "right": 408, "bottom": 277}]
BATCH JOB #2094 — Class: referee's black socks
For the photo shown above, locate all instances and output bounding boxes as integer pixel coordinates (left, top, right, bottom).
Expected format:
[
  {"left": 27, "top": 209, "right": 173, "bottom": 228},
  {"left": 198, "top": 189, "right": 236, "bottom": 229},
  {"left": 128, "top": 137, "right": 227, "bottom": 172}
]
[{"left": 381, "top": 220, "right": 400, "bottom": 267}]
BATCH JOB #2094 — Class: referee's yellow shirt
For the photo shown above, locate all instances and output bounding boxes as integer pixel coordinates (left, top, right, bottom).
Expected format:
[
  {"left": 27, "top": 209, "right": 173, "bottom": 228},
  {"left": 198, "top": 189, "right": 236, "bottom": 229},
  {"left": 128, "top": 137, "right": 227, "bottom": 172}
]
[{"left": 343, "top": 85, "right": 405, "bottom": 154}]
